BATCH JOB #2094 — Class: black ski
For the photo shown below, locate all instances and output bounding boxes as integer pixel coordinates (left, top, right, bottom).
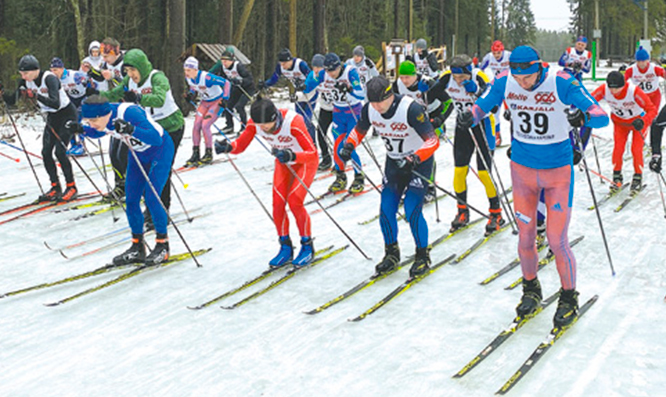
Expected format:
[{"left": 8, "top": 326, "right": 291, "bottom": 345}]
[
  {"left": 479, "top": 240, "right": 548, "bottom": 285},
  {"left": 587, "top": 182, "right": 629, "bottom": 210}
]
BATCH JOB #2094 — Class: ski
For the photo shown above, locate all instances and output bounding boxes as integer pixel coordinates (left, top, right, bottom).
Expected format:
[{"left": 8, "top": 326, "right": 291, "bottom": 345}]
[
  {"left": 479, "top": 240, "right": 549, "bottom": 285},
  {"left": 312, "top": 164, "right": 354, "bottom": 181},
  {"left": 304, "top": 218, "right": 485, "bottom": 315},
  {"left": 614, "top": 184, "right": 647, "bottom": 212},
  {"left": 304, "top": 189, "right": 349, "bottom": 206},
  {"left": 452, "top": 292, "right": 560, "bottom": 378},
  {"left": 221, "top": 245, "right": 349, "bottom": 310},
  {"left": 0, "top": 192, "right": 26, "bottom": 203},
  {"left": 44, "top": 249, "right": 212, "bottom": 306},
  {"left": 188, "top": 246, "right": 334, "bottom": 310},
  {"left": 311, "top": 185, "right": 376, "bottom": 214},
  {"left": 495, "top": 295, "right": 599, "bottom": 395},
  {"left": 0, "top": 191, "right": 99, "bottom": 218},
  {"left": 68, "top": 204, "right": 118, "bottom": 222},
  {"left": 175, "top": 157, "right": 232, "bottom": 173},
  {"left": 348, "top": 225, "right": 510, "bottom": 322},
  {"left": 587, "top": 182, "right": 629, "bottom": 210},
  {"left": 504, "top": 236, "right": 585, "bottom": 290}
]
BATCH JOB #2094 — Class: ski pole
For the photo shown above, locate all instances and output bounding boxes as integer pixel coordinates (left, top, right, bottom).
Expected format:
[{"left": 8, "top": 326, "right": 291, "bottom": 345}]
[
  {"left": 4, "top": 103, "right": 44, "bottom": 194},
  {"left": 0, "top": 139, "right": 43, "bottom": 159},
  {"left": 657, "top": 172, "right": 666, "bottom": 220},
  {"left": 590, "top": 133, "right": 604, "bottom": 184},
  {"left": 169, "top": 179, "right": 193, "bottom": 222},
  {"left": 212, "top": 124, "right": 274, "bottom": 223},
  {"left": 0, "top": 150, "right": 20, "bottom": 162},
  {"left": 123, "top": 137, "right": 202, "bottom": 268},
  {"left": 344, "top": 98, "right": 385, "bottom": 178},
  {"left": 411, "top": 169, "right": 490, "bottom": 220},
  {"left": 79, "top": 136, "right": 124, "bottom": 222}
]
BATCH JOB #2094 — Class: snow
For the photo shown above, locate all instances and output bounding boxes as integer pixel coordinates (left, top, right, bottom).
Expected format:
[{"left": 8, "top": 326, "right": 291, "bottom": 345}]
[{"left": 1, "top": 68, "right": 665, "bottom": 397}]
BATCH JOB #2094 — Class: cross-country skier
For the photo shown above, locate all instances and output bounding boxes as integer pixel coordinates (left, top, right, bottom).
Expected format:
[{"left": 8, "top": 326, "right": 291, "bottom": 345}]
[
  {"left": 209, "top": 48, "right": 256, "bottom": 134},
  {"left": 558, "top": 36, "right": 591, "bottom": 82},
  {"left": 339, "top": 75, "right": 439, "bottom": 277},
  {"left": 214, "top": 97, "right": 318, "bottom": 267},
  {"left": 49, "top": 57, "right": 89, "bottom": 156},
  {"left": 1, "top": 55, "right": 79, "bottom": 202},
  {"left": 76, "top": 95, "right": 174, "bottom": 265},
  {"left": 590, "top": 71, "right": 657, "bottom": 192},
  {"left": 183, "top": 56, "right": 231, "bottom": 166},
  {"left": 409, "top": 38, "right": 440, "bottom": 78},
  {"left": 479, "top": 40, "right": 512, "bottom": 146},
  {"left": 306, "top": 54, "right": 334, "bottom": 171},
  {"left": 345, "top": 45, "right": 379, "bottom": 89},
  {"left": 461, "top": 45, "right": 609, "bottom": 328}
]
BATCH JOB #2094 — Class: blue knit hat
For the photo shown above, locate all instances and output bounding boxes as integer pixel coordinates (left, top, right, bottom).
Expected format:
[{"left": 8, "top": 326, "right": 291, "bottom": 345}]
[
  {"left": 81, "top": 95, "right": 112, "bottom": 119},
  {"left": 509, "top": 46, "right": 541, "bottom": 75},
  {"left": 49, "top": 57, "right": 64, "bottom": 69},
  {"left": 576, "top": 36, "right": 588, "bottom": 44},
  {"left": 635, "top": 47, "right": 650, "bottom": 61}
]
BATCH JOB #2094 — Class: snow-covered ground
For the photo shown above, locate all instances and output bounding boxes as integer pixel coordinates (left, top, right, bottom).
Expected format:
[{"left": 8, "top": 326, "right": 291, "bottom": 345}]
[{"left": 0, "top": 67, "right": 665, "bottom": 397}]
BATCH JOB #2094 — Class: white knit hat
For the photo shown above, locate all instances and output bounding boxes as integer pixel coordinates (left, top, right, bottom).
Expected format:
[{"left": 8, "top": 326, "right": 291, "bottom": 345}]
[{"left": 184, "top": 56, "right": 199, "bottom": 70}]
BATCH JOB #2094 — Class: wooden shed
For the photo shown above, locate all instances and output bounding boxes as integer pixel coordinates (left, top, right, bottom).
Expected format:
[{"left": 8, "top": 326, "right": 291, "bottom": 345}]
[{"left": 178, "top": 44, "right": 251, "bottom": 69}]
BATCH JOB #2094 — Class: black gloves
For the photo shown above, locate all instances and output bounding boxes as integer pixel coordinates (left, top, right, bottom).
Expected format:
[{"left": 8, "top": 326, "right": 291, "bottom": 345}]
[
  {"left": 649, "top": 154, "right": 662, "bottom": 173},
  {"left": 184, "top": 91, "right": 197, "bottom": 102},
  {"left": 256, "top": 81, "right": 266, "bottom": 90},
  {"left": 506, "top": 146, "right": 512, "bottom": 160},
  {"left": 573, "top": 147, "right": 583, "bottom": 165},
  {"left": 339, "top": 142, "right": 355, "bottom": 162},
  {"left": 215, "top": 139, "right": 233, "bottom": 154},
  {"left": 503, "top": 108, "right": 511, "bottom": 121},
  {"left": 335, "top": 81, "right": 351, "bottom": 94},
  {"left": 65, "top": 121, "right": 85, "bottom": 135},
  {"left": 113, "top": 119, "right": 135, "bottom": 135},
  {"left": 85, "top": 86, "right": 99, "bottom": 97},
  {"left": 123, "top": 90, "right": 141, "bottom": 104},
  {"left": 632, "top": 118, "right": 645, "bottom": 131},
  {"left": 431, "top": 117, "right": 443, "bottom": 129},
  {"left": 273, "top": 148, "right": 296, "bottom": 164},
  {"left": 399, "top": 154, "right": 421, "bottom": 175},
  {"left": 457, "top": 110, "right": 474, "bottom": 130},
  {"left": 567, "top": 108, "right": 588, "bottom": 128}
]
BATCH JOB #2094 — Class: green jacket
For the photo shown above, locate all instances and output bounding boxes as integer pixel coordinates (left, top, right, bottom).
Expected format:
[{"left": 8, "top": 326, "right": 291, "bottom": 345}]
[{"left": 102, "top": 49, "right": 184, "bottom": 132}]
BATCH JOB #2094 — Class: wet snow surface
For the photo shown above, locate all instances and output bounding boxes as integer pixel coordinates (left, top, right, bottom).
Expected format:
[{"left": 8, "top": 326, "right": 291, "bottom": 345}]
[{"left": 0, "top": 68, "right": 665, "bottom": 396}]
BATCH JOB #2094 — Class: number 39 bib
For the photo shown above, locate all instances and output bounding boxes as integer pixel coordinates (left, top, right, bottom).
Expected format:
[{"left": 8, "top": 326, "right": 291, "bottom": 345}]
[{"left": 505, "top": 72, "right": 570, "bottom": 145}]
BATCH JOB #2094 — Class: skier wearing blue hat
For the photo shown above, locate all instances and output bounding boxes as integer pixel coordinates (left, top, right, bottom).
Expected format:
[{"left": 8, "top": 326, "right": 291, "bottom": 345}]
[
  {"left": 458, "top": 45, "right": 609, "bottom": 329},
  {"left": 558, "top": 36, "right": 591, "bottom": 81}
]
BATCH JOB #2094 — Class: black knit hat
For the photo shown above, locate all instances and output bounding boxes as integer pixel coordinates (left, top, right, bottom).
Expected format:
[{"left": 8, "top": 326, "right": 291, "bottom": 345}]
[
  {"left": 250, "top": 97, "right": 278, "bottom": 123},
  {"left": 606, "top": 71, "right": 625, "bottom": 89},
  {"left": 18, "top": 55, "right": 40, "bottom": 71},
  {"left": 278, "top": 48, "right": 293, "bottom": 62},
  {"left": 366, "top": 76, "right": 393, "bottom": 102}
]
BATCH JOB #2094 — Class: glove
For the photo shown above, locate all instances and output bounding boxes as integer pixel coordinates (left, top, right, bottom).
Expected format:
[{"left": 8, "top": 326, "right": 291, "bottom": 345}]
[
  {"left": 618, "top": 65, "right": 627, "bottom": 73},
  {"left": 417, "top": 79, "right": 430, "bottom": 93},
  {"left": 573, "top": 147, "right": 583, "bottom": 165},
  {"left": 649, "top": 154, "right": 662, "bottom": 173},
  {"left": 214, "top": 139, "right": 233, "bottom": 154},
  {"left": 65, "top": 121, "right": 84, "bottom": 135},
  {"left": 567, "top": 108, "right": 588, "bottom": 128},
  {"left": 293, "top": 80, "right": 306, "bottom": 92},
  {"left": 398, "top": 154, "right": 421, "bottom": 174},
  {"left": 335, "top": 81, "right": 351, "bottom": 94},
  {"left": 273, "top": 148, "right": 296, "bottom": 164},
  {"left": 184, "top": 91, "right": 197, "bottom": 102},
  {"left": 256, "top": 80, "right": 266, "bottom": 90},
  {"left": 572, "top": 61, "right": 582, "bottom": 71},
  {"left": 506, "top": 146, "right": 512, "bottom": 160},
  {"left": 229, "top": 77, "right": 243, "bottom": 85},
  {"left": 85, "top": 85, "right": 99, "bottom": 97},
  {"left": 123, "top": 90, "right": 141, "bottom": 104},
  {"left": 503, "top": 108, "right": 511, "bottom": 121},
  {"left": 20, "top": 87, "right": 34, "bottom": 99},
  {"left": 457, "top": 110, "right": 474, "bottom": 130},
  {"left": 289, "top": 93, "right": 298, "bottom": 103},
  {"left": 462, "top": 79, "right": 478, "bottom": 94},
  {"left": 430, "top": 117, "right": 443, "bottom": 129},
  {"left": 339, "top": 142, "right": 355, "bottom": 162},
  {"left": 113, "top": 119, "right": 135, "bottom": 135},
  {"left": 631, "top": 118, "right": 645, "bottom": 131}
]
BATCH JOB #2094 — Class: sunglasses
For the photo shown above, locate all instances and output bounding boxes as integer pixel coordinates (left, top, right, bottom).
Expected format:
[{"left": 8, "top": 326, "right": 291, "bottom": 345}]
[{"left": 509, "top": 60, "right": 541, "bottom": 70}]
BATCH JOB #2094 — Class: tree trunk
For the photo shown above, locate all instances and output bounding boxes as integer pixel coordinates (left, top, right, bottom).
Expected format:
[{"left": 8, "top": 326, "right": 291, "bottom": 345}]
[
  {"left": 313, "top": 0, "right": 326, "bottom": 54},
  {"left": 233, "top": 0, "right": 255, "bottom": 45},
  {"left": 220, "top": 0, "right": 233, "bottom": 43},
  {"left": 166, "top": 0, "right": 186, "bottom": 108},
  {"left": 394, "top": 0, "right": 400, "bottom": 38},
  {"left": 69, "top": 0, "right": 86, "bottom": 60},
  {"left": 289, "top": 0, "right": 297, "bottom": 56}
]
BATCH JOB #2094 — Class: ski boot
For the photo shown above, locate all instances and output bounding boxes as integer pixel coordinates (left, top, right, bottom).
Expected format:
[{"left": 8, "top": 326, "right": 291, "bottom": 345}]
[
  {"left": 450, "top": 204, "right": 470, "bottom": 232},
  {"left": 424, "top": 185, "right": 436, "bottom": 203},
  {"left": 38, "top": 182, "right": 61, "bottom": 202},
  {"left": 185, "top": 147, "right": 200, "bottom": 167},
  {"left": 292, "top": 236, "right": 315, "bottom": 267},
  {"left": 485, "top": 208, "right": 504, "bottom": 236},
  {"left": 375, "top": 243, "right": 400, "bottom": 275},
  {"left": 516, "top": 277, "right": 543, "bottom": 319},
  {"left": 328, "top": 170, "right": 347, "bottom": 193},
  {"left": 102, "top": 182, "right": 125, "bottom": 203},
  {"left": 409, "top": 246, "right": 431, "bottom": 278},
  {"left": 146, "top": 234, "right": 169, "bottom": 266},
  {"left": 553, "top": 288, "right": 579, "bottom": 328},
  {"left": 66, "top": 143, "right": 85, "bottom": 156},
  {"left": 536, "top": 218, "right": 546, "bottom": 246},
  {"left": 199, "top": 148, "right": 213, "bottom": 165},
  {"left": 318, "top": 155, "right": 332, "bottom": 172},
  {"left": 610, "top": 171, "right": 622, "bottom": 193},
  {"left": 59, "top": 182, "right": 78, "bottom": 202},
  {"left": 630, "top": 173, "right": 642, "bottom": 193},
  {"left": 269, "top": 236, "right": 294, "bottom": 268},
  {"left": 349, "top": 173, "right": 365, "bottom": 194},
  {"left": 112, "top": 234, "right": 146, "bottom": 265}
]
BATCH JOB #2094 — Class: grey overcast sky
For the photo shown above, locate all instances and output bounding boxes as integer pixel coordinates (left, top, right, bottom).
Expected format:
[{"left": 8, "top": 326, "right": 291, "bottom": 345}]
[{"left": 531, "top": 0, "right": 572, "bottom": 32}]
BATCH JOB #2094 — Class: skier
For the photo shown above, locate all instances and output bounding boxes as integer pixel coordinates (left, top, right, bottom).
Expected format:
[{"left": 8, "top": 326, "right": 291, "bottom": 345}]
[
  {"left": 590, "top": 71, "right": 657, "bottom": 192},
  {"left": 258, "top": 48, "right": 316, "bottom": 139},
  {"left": 558, "top": 36, "right": 591, "bottom": 82},
  {"left": 432, "top": 54, "right": 502, "bottom": 235},
  {"left": 306, "top": 54, "right": 334, "bottom": 171},
  {"left": 649, "top": 107, "right": 666, "bottom": 174},
  {"left": 339, "top": 75, "right": 439, "bottom": 277},
  {"left": 302, "top": 52, "right": 366, "bottom": 193},
  {"left": 77, "top": 95, "right": 174, "bottom": 265},
  {"left": 214, "top": 97, "right": 318, "bottom": 267},
  {"left": 49, "top": 57, "right": 89, "bottom": 156},
  {"left": 101, "top": 48, "right": 185, "bottom": 229},
  {"left": 80, "top": 40, "right": 104, "bottom": 71},
  {"left": 479, "top": 40, "right": 512, "bottom": 146},
  {"left": 345, "top": 45, "right": 379, "bottom": 89},
  {"left": 209, "top": 48, "right": 256, "bottom": 134},
  {"left": 183, "top": 56, "right": 231, "bottom": 166},
  {"left": 1, "top": 55, "right": 79, "bottom": 202},
  {"left": 461, "top": 45, "right": 609, "bottom": 328},
  {"left": 393, "top": 60, "right": 453, "bottom": 202},
  {"left": 409, "top": 38, "right": 440, "bottom": 78}
]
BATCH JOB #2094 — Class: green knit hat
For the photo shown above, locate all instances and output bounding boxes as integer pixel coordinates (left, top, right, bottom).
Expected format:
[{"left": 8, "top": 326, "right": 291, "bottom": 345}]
[{"left": 399, "top": 60, "right": 416, "bottom": 76}]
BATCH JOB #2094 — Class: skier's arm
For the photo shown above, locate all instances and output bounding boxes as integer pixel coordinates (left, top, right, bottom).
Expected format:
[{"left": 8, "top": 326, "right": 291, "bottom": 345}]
[
  {"left": 208, "top": 61, "right": 223, "bottom": 76},
  {"left": 1, "top": 79, "right": 26, "bottom": 106},
  {"left": 37, "top": 73, "right": 62, "bottom": 109},
  {"left": 635, "top": 86, "right": 657, "bottom": 127},
  {"left": 123, "top": 105, "right": 164, "bottom": 146},
  {"left": 366, "top": 59, "right": 379, "bottom": 79},
  {"left": 558, "top": 51, "right": 570, "bottom": 68},
  {"left": 581, "top": 54, "right": 592, "bottom": 73},
  {"left": 407, "top": 101, "right": 439, "bottom": 161},
  {"left": 303, "top": 69, "right": 323, "bottom": 95},
  {"left": 556, "top": 70, "right": 609, "bottom": 129},
  {"left": 347, "top": 68, "right": 365, "bottom": 101},
  {"left": 345, "top": 104, "right": 371, "bottom": 147},
  {"left": 100, "top": 76, "right": 129, "bottom": 102},
  {"left": 139, "top": 72, "right": 170, "bottom": 108},
  {"left": 589, "top": 84, "right": 606, "bottom": 102},
  {"left": 264, "top": 64, "right": 282, "bottom": 87},
  {"left": 470, "top": 71, "right": 508, "bottom": 125},
  {"left": 204, "top": 73, "right": 232, "bottom": 100},
  {"left": 479, "top": 54, "right": 491, "bottom": 71},
  {"left": 229, "top": 122, "right": 258, "bottom": 154},
  {"left": 426, "top": 53, "right": 440, "bottom": 75},
  {"left": 291, "top": 115, "right": 318, "bottom": 163},
  {"left": 236, "top": 63, "right": 255, "bottom": 90}
]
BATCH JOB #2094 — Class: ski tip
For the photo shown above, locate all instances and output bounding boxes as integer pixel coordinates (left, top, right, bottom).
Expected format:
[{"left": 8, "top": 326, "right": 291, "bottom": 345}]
[
  {"left": 220, "top": 305, "right": 235, "bottom": 310},
  {"left": 303, "top": 309, "right": 320, "bottom": 315},
  {"left": 44, "top": 301, "right": 62, "bottom": 307},
  {"left": 44, "top": 241, "right": 53, "bottom": 250},
  {"left": 59, "top": 250, "right": 69, "bottom": 259},
  {"left": 348, "top": 316, "right": 363, "bottom": 322},
  {"left": 0, "top": 294, "right": 7, "bottom": 299},
  {"left": 187, "top": 305, "right": 203, "bottom": 311}
]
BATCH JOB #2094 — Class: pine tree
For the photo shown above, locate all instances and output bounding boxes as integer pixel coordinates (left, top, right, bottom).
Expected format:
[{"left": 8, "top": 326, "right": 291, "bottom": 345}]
[{"left": 505, "top": 0, "right": 536, "bottom": 48}]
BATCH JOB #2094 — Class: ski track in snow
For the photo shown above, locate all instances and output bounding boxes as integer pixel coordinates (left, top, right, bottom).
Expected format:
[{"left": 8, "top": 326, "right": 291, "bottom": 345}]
[{"left": 0, "top": 67, "right": 665, "bottom": 396}]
